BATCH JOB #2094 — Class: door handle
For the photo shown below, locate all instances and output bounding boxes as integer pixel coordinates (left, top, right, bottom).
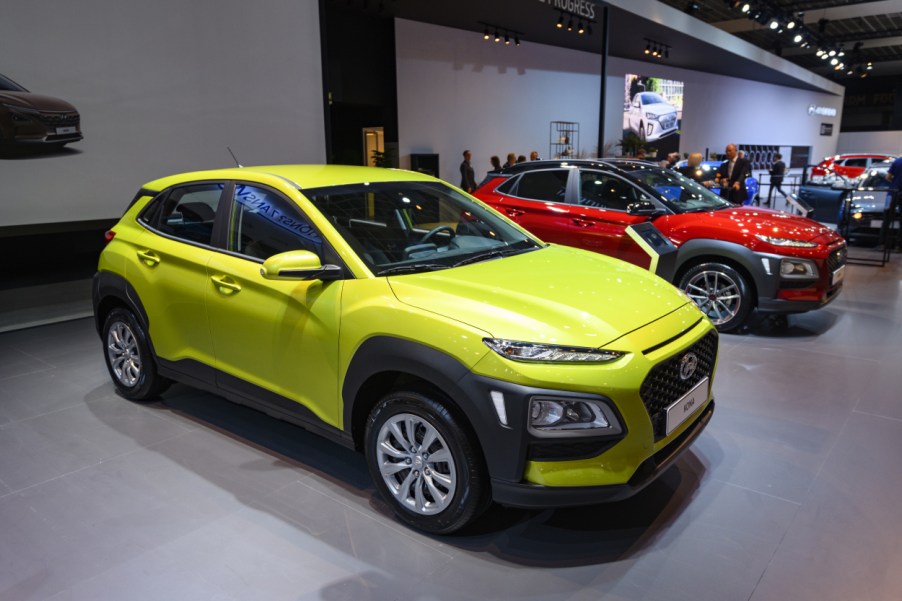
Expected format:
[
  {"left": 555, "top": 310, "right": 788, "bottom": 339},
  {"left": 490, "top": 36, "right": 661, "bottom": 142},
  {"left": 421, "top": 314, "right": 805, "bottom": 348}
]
[
  {"left": 572, "top": 218, "right": 594, "bottom": 228},
  {"left": 210, "top": 274, "right": 242, "bottom": 295},
  {"left": 505, "top": 209, "right": 525, "bottom": 217},
  {"left": 136, "top": 249, "right": 161, "bottom": 266}
]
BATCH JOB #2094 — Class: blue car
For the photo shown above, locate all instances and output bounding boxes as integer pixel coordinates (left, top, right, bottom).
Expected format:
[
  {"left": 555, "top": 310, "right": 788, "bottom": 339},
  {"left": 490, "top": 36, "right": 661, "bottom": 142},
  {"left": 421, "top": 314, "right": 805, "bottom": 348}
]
[
  {"left": 673, "top": 160, "right": 758, "bottom": 205},
  {"left": 836, "top": 165, "right": 897, "bottom": 243}
]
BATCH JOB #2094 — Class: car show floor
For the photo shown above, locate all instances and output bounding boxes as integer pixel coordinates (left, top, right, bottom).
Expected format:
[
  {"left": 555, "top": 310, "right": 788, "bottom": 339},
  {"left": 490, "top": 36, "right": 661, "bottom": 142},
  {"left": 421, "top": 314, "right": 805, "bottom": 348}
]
[{"left": 1, "top": 250, "right": 901, "bottom": 601}]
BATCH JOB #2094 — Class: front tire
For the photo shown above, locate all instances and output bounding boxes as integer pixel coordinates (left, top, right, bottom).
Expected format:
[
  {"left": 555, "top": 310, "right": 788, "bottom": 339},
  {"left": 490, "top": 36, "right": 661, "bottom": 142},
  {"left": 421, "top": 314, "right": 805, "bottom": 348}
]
[
  {"left": 365, "top": 390, "right": 489, "bottom": 534},
  {"left": 679, "top": 262, "right": 753, "bottom": 332},
  {"left": 102, "top": 307, "right": 170, "bottom": 400}
]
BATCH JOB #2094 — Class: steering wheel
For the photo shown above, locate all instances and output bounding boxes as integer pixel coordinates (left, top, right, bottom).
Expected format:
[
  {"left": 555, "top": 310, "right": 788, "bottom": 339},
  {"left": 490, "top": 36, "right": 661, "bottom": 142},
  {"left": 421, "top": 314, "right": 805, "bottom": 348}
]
[{"left": 420, "top": 225, "right": 456, "bottom": 244}]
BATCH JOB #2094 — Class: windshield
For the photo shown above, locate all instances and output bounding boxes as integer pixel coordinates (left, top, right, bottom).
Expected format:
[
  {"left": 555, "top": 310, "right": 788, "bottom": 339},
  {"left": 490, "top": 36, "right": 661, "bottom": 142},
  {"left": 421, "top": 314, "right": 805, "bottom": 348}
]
[
  {"left": 640, "top": 93, "right": 667, "bottom": 105},
  {"left": 619, "top": 164, "right": 732, "bottom": 213},
  {"left": 859, "top": 170, "right": 890, "bottom": 190},
  {"left": 0, "top": 74, "right": 27, "bottom": 92},
  {"left": 304, "top": 180, "right": 542, "bottom": 275}
]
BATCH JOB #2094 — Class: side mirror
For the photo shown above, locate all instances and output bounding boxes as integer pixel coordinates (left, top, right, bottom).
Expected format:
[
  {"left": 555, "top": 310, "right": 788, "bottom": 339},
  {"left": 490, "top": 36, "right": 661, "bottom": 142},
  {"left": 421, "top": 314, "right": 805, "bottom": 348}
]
[
  {"left": 627, "top": 200, "right": 663, "bottom": 217},
  {"left": 260, "top": 250, "right": 343, "bottom": 281}
]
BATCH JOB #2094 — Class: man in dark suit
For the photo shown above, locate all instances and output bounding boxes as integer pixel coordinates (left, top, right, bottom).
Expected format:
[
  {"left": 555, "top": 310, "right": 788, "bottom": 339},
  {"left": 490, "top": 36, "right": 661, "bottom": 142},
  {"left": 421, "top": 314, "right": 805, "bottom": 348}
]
[{"left": 716, "top": 144, "right": 752, "bottom": 204}]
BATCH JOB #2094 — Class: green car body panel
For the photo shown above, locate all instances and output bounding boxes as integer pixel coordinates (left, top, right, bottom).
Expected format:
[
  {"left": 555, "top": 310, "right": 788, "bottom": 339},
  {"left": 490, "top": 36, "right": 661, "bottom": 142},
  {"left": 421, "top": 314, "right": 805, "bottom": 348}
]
[{"left": 95, "top": 164, "right": 718, "bottom": 532}]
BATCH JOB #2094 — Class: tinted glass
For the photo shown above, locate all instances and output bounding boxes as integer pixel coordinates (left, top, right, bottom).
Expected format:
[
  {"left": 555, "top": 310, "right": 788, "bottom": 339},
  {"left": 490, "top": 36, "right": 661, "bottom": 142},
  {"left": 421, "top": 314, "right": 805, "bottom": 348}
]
[
  {"left": 843, "top": 158, "right": 868, "bottom": 168},
  {"left": 859, "top": 170, "right": 890, "bottom": 190},
  {"left": 513, "top": 170, "right": 569, "bottom": 202},
  {"left": 228, "top": 184, "right": 323, "bottom": 260},
  {"left": 617, "top": 164, "right": 732, "bottom": 213},
  {"left": 579, "top": 172, "right": 639, "bottom": 210},
  {"left": 145, "top": 183, "right": 224, "bottom": 245},
  {"left": 304, "top": 180, "right": 541, "bottom": 275},
  {"left": 0, "top": 74, "right": 27, "bottom": 92},
  {"left": 640, "top": 93, "right": 667, "bottom": 105}
]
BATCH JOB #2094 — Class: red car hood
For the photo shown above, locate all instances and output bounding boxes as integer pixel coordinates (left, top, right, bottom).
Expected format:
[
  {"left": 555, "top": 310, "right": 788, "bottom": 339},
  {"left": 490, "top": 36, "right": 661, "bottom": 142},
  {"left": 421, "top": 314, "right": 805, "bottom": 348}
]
[
  {"left": 665, "top": 207, "right": 840, "bottom": 245},
  {"left": 0, "top": 91, "right": 77, "bottom": 112}
]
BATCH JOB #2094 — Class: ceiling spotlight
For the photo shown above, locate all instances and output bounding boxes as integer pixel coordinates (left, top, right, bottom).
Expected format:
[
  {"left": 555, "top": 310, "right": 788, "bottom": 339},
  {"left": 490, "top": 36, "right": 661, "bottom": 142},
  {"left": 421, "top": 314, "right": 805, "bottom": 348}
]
[
  {"left": 815, "top": 48, "right": 824, "bottom": 56},
  {"left": 828, "top": 49, "right": 836, "bottom": 57},
  {"left": 787, "top": 20, "right": 796, "bottom": 29},
  {"left": 838, "top": 48, "right": 845, "bottom": 57},
  {"left": 645, "top": 41, "right": 651, "bottom": 54},
  {"left": 793, "top": 34, "right": 803, "bottom": 43},
  {"left": 557, "top": 14, "right": 564, "bottom": 29},
  {"left": 867, "top": 62, "right": 873, "bottom": 69},
  {"left": 494, "top": 30, "right": 501, "bottom": 42},
  {"left": 830, "top": 57, "right": 838, "bottom": 65},
  {"left": 577, "top": 20, "right": 585, "bottom": 34},
  {"left": 515, "top": 35, "right": 520, "bottom": 46},
  {"left": 769, "top": 19, "right": 779, "bottom": 30},
  {"left": 741, "top": 3, "right": 751, "bottom": 13},
  {"left": 483, "top": 28, "right": 490, "bottom": 40},
  {"left": 567, "top": 17, "right": 574, "bottom": 31},
  {"left": 821, "top": 52, "right": 829, "bottom": 60},
  {"left": 504, "top": 32, "right": 510, "bottom": 45}
]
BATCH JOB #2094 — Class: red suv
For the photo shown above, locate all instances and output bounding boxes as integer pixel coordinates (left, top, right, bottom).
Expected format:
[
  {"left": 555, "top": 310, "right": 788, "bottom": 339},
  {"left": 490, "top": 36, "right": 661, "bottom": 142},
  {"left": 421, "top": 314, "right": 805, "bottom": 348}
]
[
  {"left": 474, "top": 160, "right": 847, "bottom": 332},
  {"left": 810, "top": 153, "right": 896, "bottom": 181}
]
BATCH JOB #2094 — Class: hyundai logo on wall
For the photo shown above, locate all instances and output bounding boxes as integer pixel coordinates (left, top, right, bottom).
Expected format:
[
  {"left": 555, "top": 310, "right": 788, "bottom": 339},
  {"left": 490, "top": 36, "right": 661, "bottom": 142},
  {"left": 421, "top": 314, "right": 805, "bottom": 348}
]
[
  {"left": 679, "top": 352, "right": 699, "bottom": 381},
  {"left": 808, "top": 104, "right": 837, "bottom": 117}
]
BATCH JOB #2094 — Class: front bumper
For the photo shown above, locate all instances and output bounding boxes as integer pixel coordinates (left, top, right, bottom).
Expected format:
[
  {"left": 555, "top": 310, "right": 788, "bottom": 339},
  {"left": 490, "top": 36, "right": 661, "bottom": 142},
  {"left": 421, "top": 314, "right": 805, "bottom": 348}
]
[
  {"left": 492, "top": 400, "right": 714, "bottom": 508},
  {"left": 754, "top": 246, "right": 846, "bottom": 315}
]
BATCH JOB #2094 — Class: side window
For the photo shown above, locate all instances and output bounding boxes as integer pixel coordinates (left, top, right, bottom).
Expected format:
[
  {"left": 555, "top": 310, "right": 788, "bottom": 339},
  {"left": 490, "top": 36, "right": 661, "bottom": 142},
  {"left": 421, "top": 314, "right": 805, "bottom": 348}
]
[
  {"left": 144, "top": 183, "right": 224, "bottom": 245},
  {"left": 229, "top": 184, "right": 323, "bottom": 260},
  {"left": 843, "top": 158, "right": 868, "bottom": 168},
  {"left": 496, "top": 177, "right": 518, "bottom": 195},
  {"left": 578, "top": 172, "right": 638, "bottom": 210},
  {"left": 513, "top": 170, "right": 569, "bottom": 202}
]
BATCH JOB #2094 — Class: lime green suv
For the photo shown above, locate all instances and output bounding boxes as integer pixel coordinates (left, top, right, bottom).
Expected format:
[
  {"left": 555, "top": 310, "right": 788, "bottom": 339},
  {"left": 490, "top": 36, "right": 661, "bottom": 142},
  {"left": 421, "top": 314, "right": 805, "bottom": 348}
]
[{"left": 93, "top": 165, "right": 718, "bottom": 533}]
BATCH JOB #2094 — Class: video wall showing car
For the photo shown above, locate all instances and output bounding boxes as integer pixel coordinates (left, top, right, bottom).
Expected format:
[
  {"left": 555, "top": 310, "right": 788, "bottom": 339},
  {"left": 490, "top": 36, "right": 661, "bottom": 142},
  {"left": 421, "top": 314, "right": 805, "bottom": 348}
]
[{"left": 623, "top": 74, "right": 683, "bottom": 159}]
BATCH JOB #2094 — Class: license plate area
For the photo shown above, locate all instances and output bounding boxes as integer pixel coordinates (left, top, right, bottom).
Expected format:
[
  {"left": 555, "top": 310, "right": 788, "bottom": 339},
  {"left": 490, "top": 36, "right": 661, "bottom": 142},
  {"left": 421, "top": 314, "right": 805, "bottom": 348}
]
[
  {"left": 665, "top": 378, "right": 709, "bottom": 436},
  {"left": 56, "top": 126, "right": 77, "bottom": 134},
  {"left": 831, "top": 265, "right": 846, "bottom": 286}
]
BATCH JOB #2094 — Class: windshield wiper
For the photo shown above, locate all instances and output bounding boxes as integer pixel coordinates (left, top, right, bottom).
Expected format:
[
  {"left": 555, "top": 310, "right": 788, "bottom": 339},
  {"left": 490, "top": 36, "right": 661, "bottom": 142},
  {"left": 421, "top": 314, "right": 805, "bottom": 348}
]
[{"left": 376, "top": 264, "right": 448, "bottom": 276}]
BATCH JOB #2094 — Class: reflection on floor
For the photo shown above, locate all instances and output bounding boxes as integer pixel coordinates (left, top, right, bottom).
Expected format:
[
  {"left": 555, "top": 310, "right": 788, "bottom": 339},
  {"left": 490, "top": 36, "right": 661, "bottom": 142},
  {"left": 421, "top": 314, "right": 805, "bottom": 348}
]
[{"left": 1, "top": 249, "right": 901, "bottom": 601}]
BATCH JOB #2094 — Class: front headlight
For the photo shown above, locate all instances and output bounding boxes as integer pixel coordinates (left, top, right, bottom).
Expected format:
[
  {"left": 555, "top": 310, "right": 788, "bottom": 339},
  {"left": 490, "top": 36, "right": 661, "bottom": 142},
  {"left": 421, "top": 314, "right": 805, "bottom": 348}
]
[
  {"left": 780, "top": 258, "right": 818, "bottom": 278},
  {"left": 529, "top": 397, "right": 623, "bottom": 437},
  {"left": 483, "top": 339, "right": 624, "bottom": 363},
  {"left": 645, "top": 112, "right": 659, "bottom": 120},
  {"left": 755, "top": 235, "right": 818, "bottom": 248}
]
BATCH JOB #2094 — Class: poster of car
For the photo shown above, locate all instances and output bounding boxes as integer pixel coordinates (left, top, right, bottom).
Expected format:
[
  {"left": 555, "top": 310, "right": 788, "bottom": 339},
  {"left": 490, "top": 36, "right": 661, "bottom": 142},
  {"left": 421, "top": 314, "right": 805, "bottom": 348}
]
[{"left": 623, "top": 74, "right": 683, "bottom": 160}]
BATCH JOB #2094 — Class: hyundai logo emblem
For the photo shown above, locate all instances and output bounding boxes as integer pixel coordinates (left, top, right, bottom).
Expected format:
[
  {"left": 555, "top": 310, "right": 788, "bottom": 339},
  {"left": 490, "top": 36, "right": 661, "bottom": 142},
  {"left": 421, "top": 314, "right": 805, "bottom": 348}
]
[{"left": 679, "top": 352, "right": 699, "bottom": 381}]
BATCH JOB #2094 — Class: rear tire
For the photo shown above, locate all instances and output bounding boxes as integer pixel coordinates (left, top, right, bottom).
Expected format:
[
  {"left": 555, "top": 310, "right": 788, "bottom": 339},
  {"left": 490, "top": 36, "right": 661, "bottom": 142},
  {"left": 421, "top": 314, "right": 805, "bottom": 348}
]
[
  {"left": 365, "top": 390, "right": 489, "bottom": 534},
  {"left": 102, "top": 308, "right": 170, "bottom": 400},
  {"left": 678, "top": 262, "right": 753, "bottom": 333}
]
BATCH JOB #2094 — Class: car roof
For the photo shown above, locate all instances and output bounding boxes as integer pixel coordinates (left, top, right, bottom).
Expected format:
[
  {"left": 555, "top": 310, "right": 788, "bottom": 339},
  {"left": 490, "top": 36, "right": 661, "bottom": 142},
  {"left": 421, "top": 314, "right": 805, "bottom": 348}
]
[
  {"left": 489, "top": 158, "right": 659, "bottom": 177},
  {"left": 142, "top": 165, "right": 437, "bottom": 193}
]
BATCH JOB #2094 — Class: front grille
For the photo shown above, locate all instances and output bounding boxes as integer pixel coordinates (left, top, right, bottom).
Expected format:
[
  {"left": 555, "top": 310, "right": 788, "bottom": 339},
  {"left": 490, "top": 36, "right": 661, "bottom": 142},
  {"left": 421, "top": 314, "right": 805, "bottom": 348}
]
[
  {"left": 661, "top": 114, "right": 676, "bottom": 129},
  {"left": 827, "top": 246, "right": 847, "bottom": 273},
  {"left": 639, "top": 331, "right": 718, "bottom": 440},
  {"left": 36, "top": 111, "right": 80, "bottom": 128}
]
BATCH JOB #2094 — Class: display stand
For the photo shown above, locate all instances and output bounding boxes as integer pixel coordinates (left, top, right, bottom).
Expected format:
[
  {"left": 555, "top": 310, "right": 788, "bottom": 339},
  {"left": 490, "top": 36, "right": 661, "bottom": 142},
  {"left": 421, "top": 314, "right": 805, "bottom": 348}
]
[
  {"left": 625, "top": 221, "right": 678, "bottom": 282},
  {"left": 549, "top": 121, "right": 579, "bottom": 160},
  {"left": 840, "top": 189, "right": 898, "bottom": 267}
]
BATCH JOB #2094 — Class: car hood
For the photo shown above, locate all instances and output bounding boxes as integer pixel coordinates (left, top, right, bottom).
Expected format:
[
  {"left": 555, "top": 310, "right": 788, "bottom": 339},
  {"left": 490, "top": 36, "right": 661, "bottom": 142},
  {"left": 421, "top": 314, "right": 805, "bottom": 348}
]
[
  {"left": 0, "top": 91, "right": 77, "bottom": 111},
  {"left": 387, "top": 245, "right": 691, "bottom": 349},
  {"left": 642, "top": 102, "right": 676, "bottom": 115},
  {"left": 670, "top": 207, "right": 839, "bottom": 244},
  {"left": 850, "top": 189, "right": 891, "bottom": 212}
]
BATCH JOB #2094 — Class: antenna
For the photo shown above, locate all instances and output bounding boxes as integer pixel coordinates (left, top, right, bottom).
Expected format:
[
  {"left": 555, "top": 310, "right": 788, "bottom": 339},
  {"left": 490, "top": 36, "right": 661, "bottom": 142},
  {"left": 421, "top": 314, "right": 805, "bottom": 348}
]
[{"left": 227, "top": 147, "right": 243, "bottom": 168}]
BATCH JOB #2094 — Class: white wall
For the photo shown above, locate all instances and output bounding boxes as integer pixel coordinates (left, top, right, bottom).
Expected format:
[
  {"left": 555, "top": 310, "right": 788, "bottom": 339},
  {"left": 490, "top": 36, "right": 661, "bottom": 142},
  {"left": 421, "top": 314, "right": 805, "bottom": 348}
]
[
  {"left": 603, "top": 57, "right": 844, "bottom": 165},
  {"left": 837, "top": 131, "right": 902, "bottom": 156},
  {"left": 0, "top": 0, "right": 325, "bottom": 227},
  {"left": 395, "top": 19, "right": 601, "bottom": 186}
]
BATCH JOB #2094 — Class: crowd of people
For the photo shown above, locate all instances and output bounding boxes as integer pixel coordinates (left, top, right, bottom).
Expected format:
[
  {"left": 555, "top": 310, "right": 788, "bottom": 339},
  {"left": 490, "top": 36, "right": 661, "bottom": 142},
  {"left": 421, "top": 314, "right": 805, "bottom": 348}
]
[{"left": 459, "top": 149, "right": 541, "bottom": 193}]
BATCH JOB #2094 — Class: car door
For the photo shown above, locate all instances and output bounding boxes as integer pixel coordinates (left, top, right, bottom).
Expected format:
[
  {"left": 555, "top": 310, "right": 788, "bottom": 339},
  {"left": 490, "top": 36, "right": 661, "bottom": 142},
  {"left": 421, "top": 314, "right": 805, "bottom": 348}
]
[
  {"left": 568, "top": 169, "right": 652, "bottom": 268},
  {"left": 205, "top": 181, "right": 343, "bottom": 426},
  {"left": 128, "top": 182, "right": 226, "bottom": 367},
  {"left": 485, "top": 168, "right": 577, "bottom": 244}
]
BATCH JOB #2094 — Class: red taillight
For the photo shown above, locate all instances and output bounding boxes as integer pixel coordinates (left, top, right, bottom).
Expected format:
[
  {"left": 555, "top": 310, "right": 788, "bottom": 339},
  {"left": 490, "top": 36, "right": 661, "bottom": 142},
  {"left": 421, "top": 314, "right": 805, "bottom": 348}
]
[{"left": 104, "top": 230, "right": 116, "bottom": 244}]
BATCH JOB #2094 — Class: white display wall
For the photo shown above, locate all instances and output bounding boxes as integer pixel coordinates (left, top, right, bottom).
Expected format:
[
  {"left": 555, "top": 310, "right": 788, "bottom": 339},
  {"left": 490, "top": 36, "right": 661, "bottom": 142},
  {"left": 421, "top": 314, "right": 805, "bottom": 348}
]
[
  {"left": 396, "top": 18, "right": 844, "bottom": 183},
  {"left": 0, "top": 0, "right": 325, "bottom": 227},
  {"left": 395, "top": 18, "right": 602, "bottom": 187},
  {"left": 837, "top": 131, "right": 902, "bottom": 156}
]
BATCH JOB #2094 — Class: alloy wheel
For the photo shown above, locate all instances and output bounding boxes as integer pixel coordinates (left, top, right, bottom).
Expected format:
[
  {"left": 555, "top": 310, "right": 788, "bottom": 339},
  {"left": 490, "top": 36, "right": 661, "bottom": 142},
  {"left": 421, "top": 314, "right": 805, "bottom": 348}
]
[
  {"left": 106, "top": 320, "right": 142, "bottom": 387},
  {"left": 683, "top": 269, "right": 742, "bottom": 326}
]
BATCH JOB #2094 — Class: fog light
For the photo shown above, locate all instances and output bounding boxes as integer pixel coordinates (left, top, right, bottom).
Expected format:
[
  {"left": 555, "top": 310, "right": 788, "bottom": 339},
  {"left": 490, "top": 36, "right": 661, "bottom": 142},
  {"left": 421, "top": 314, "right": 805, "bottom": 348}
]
[
  {"left": 528, "top": 397, "right": 622, "bottom": 438},
  {"left": 853, "top": 212, "right": 863, "bottom": 220}
]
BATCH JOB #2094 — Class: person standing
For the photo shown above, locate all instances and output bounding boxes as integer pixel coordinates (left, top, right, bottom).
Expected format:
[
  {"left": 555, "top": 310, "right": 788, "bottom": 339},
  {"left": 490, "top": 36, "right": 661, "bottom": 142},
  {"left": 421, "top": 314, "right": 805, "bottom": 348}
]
[
  {"left": 886, "top": 154, "right": 902, "bottom": 208},
  {"left": 768, "top": 153, "right": 787, "bottom": 206},
  {"left": 716, "top": 144, "right": 752, "bottom": 204},
  {"left": 460, "top": 150, "right": 476, "bottom": 193},
  {"left": 679, "top": 152, "right": 714, "bottom": 187},
  {"left": 502, "top": 152, "right": 516, "bottom": 169},
  {"left": 489, "top": 155, "right": 502, "bottom": 171},
  {"left": 529, "top": 151, "right": 541, "bottom": 161}
]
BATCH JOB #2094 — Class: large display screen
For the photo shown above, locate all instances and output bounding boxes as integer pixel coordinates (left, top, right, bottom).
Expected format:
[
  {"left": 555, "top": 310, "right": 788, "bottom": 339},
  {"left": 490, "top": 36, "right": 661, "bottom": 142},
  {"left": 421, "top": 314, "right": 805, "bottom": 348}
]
[{"left": 623, "top": 74, "right": 684, "bottom": 160}]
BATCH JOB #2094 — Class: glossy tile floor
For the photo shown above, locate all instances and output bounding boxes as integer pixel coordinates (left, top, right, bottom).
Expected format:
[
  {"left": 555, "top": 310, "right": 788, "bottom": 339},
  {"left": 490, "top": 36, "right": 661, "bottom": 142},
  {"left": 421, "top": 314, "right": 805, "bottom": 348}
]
[{"left": 1, "top": 251, "right": 901, "bottom": 601}]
